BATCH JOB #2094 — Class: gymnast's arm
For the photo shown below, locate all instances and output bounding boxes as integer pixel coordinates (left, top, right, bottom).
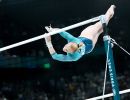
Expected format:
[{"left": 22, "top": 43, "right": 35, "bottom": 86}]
[
  {"left": 45, "top": 35, "right": 77, "bottom": 62},
  {"left": 45, "top": 34, "right": 56, "bottom": 55},
  {"left": 51, "top": 53, "right": 78, "bottom": 62},
  {"left": 45, "top": 26, "right": 77, "bottom": 41}
]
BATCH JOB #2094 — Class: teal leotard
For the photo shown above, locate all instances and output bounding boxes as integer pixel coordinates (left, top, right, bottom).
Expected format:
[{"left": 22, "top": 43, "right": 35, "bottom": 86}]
[
  {"left": 51, "top": 31, "right": 93, "bottom": 62},
  {"left": 51, "top": 15, "right": 106, "bottom": 62}
]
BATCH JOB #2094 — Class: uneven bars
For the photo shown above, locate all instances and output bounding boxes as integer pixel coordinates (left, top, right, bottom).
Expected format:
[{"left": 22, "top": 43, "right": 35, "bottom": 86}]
[
  {"left": 0, "top": 16, "right": 100, "bottom": 52},
  {"left": 86, "top": 89, "right": 130, "bottom": 100}
]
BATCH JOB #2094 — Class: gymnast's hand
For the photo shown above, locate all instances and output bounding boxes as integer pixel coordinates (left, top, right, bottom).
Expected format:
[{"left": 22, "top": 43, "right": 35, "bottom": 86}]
[
  {"left": 45, "top": 26, "right": 53, "bottom": 32},
  {"left": 45, "top": 25, "right": 59, "bottom": 32},
  {"left": 44, "top": 26, "right": 52, "bottom": 43},
  {"left": 45, "top": 25, "right": 59, "bottom": 42}
]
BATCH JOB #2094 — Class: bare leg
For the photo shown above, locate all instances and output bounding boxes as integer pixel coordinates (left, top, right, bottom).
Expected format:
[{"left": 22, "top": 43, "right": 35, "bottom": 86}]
[{"left": 79, "top": 5, "right": 116, "bottom": 47}]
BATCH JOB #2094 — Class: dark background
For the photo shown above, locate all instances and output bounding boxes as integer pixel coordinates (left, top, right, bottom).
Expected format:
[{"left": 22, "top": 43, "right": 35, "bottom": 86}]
[
  {"left": 0, "top": 0, "right": 130, "bottom": 99},
  {"left": 0, "top": 0, "right": 129, "bottom": 70},
  {"left": 0, "top": 0, "right": 130, "bottom": 55}
]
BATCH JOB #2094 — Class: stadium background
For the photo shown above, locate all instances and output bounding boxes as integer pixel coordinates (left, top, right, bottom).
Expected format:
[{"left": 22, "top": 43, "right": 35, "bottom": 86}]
[{"left": 0, "top": 0, "right": 130, "bottom": 99}]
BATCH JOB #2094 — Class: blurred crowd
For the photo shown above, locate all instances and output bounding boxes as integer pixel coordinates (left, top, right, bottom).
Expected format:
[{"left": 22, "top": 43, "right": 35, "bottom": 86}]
[
  {"left": 0, "top": 9, "right": 130, "bottom": 100},
  {"left": 0, "top": 50, "right": 48, "bottom": 68},
  {"left": 0, "top": 70, "right": 130, "bottom": 100}
]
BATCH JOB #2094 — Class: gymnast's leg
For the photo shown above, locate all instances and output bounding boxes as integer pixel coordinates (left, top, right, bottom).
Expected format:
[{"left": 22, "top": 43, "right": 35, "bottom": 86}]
[{"left": 79, "top": 5, "right": 115, "bottom": 47}]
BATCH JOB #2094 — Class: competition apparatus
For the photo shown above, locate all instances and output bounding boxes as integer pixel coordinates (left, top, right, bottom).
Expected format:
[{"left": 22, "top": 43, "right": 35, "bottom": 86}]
[
  {"left": 0, "top": 15, "right": 130, "bottom": 100},
  {"left": 86, "top": 17, "right": 130, "bottom": 100},
  {"left": 102, "top": 22, "right": 120, "bottom": 100}
]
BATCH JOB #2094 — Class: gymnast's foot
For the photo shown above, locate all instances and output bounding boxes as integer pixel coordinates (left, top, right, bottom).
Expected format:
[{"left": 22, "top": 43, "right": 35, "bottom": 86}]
[{"left": 105, "top": 5, "right": 116, "bottom": 23}]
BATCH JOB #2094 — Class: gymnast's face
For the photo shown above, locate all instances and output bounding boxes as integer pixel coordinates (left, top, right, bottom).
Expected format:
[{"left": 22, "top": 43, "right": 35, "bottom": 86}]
[{"left": 63, "top": 42, "right": 78, "bottom": 53}]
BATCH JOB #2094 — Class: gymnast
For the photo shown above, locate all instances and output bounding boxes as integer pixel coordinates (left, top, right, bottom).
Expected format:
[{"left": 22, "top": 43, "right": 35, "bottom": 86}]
[{"left": 45, "top": 5, "right": 115, "bottom": 62}]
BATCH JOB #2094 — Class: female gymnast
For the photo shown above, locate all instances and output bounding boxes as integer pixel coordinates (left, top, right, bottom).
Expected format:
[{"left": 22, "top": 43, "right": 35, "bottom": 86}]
[{"left": 45, "top": 5, "right": 116, "bottom": 62}]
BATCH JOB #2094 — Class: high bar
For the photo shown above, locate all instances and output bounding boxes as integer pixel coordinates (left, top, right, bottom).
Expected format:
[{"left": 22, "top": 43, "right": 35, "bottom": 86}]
[
  {"left": 0, "top": 16, "right": 100, "bottom": 52},
  {"left": 86, "top": 89, "right": 130, "bottom": 100}
]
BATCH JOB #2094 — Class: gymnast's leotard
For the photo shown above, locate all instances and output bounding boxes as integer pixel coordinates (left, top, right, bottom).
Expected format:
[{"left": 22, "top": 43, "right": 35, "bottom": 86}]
[{"left": 51, "top": 31, "right": 93, "bottom": 62}]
